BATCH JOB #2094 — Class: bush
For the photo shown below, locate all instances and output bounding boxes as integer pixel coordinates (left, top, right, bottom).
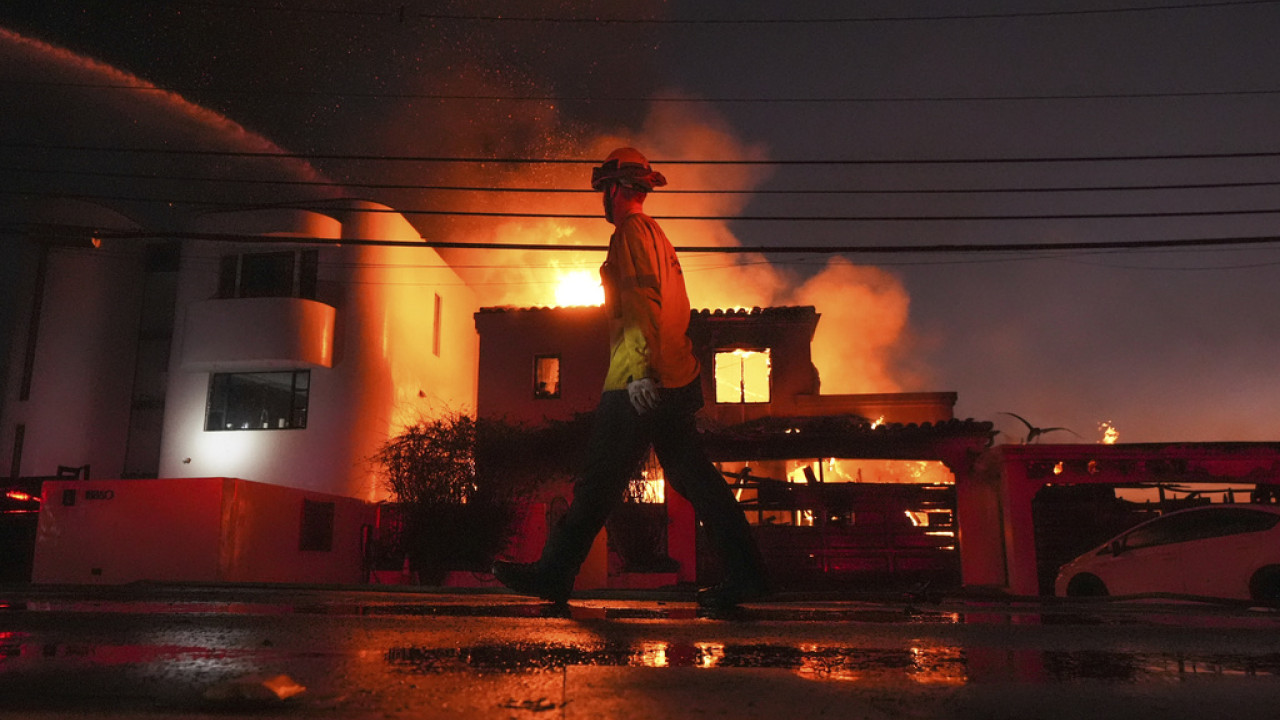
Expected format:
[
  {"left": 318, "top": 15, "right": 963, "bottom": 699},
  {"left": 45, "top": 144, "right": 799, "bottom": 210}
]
[{"left": 374, "top": 412, "right": 590, "bottom": 582}]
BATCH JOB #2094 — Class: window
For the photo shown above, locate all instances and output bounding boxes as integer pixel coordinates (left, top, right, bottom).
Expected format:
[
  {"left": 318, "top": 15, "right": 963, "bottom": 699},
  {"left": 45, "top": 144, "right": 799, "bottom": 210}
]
[
  {"left": 432, "top": 293, "right": 442, "bottom": 357},
  {"left": 10, "top": 424, "right": 24, "bottom": 480},
  {"left": 714, "top": 349, "right": 771, "bottom": 404},
  {"left": 217, "top": 250, "right": 319, "bottom": 300},
  {"left": 534, "top": 355, "right": 561, "bottom": 399},
  {"left": 1121, "top": 508, "right": 1280, "bottom": 551},
  {"left": 205, "top": 371, "right": 310, "bottom": 431}
]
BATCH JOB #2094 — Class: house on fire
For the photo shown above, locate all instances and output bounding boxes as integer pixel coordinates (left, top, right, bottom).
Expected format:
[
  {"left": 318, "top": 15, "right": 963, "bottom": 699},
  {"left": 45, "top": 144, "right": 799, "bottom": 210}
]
[
  {"left": 474, "top": 305, "right": 995, "bottom": 592},
  {"left": 1, "top": 191, "right": 995, "bottom": 589},
  {"left": 9, "top": 198, "right": 1276, "bottom": 595}
]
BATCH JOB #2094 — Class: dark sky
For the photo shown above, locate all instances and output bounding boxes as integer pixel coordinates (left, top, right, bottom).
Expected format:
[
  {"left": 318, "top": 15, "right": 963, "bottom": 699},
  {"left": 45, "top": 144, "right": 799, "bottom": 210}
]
[{"left": 5, "top": 1, "right": 1280, "bottom": 443}]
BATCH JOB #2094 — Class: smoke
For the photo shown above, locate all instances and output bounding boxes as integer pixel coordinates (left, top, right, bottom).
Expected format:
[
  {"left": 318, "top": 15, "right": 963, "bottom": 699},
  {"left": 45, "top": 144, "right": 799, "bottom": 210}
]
[
  {"left": 787, "top": 258, "right": 919, "bottom": 394},
  {"left": 406, "top": 93, "right": 922, "bottom": 393}
]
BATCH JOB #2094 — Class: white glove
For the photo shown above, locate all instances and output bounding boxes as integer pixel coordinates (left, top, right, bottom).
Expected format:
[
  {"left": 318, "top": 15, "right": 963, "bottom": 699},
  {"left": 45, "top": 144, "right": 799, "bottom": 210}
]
[{"left": 626, "top": 378, "right": 660, "bottom": 414}]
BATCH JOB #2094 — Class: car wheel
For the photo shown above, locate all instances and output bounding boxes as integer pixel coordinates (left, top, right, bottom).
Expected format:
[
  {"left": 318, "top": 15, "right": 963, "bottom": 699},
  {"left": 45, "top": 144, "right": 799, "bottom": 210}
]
[
  {"left": 1066, "top": 573, "right": 1109, "bottom": 597},
  {"left": 1249, "top": 566, "right": 1280, "bottom": 605}
]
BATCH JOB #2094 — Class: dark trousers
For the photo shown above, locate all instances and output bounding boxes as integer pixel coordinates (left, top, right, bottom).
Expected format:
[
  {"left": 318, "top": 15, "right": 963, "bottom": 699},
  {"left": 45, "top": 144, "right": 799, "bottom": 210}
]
[{"left": 538, "top": 378, "right": 765, "bottom": 585}]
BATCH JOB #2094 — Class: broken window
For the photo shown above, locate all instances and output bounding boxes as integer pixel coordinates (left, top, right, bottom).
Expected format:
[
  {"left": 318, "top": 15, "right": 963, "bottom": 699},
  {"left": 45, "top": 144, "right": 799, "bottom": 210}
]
[
  {"left": 714, "top": 349, "right": 771, "bottom": 404},
  {"left": 533, "top": 355, "right": 561, "bottom": 399}
]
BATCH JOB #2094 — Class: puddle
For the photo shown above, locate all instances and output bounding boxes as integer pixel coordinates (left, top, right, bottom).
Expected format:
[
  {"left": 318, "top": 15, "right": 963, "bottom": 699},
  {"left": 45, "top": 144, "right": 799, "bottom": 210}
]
[
  {"left": 383, "top": 638, "right": 1280, "bottom": 685},
  {"left": 16, "top": 598, "right": 974, "bottom": 624},
  {"left": 384, "top": 640, "right": 970, "bottom": 684},
  {"left": 1043, "top": 650, "right": 1280, "bottom": 681}
]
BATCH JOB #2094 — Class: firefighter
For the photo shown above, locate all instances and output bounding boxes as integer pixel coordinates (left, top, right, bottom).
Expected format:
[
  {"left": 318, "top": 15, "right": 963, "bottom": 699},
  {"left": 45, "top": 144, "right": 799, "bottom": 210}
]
[{"left": 493, "top": 147, "right": 769, "bottom": 609}]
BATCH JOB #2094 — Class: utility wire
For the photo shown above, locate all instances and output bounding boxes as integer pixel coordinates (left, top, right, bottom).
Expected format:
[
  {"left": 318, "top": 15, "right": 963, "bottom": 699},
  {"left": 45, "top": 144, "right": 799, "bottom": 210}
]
[
  {"left": 7, "top": 79, "right": 1280, "bottom": 105},
  {"left": 413, "top": 0, "right": 1280, "bottom": 23},
  {"left": 55, "top": 240, "right": 1280, "bottom": 276},
  {"left": 127, "top": 0, "right": 1280, "bottom": 23},
  {"left": 15, "top": 225, "right": 1280, "bottom": 256},
  {"left": 7, "top": 189, "right": 1280, "bottom": 222},
  {"left": 10, "top": 164, "right": 1280, "bottom": 195},
  {"left": 12, "top": 141, "right": 1280, "bottom": 165}
]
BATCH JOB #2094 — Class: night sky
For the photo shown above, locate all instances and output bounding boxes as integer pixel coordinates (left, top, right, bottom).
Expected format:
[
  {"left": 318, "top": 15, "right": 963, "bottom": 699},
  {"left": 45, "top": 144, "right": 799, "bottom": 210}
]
[{"left": 5, "top": 1, "right": 1280, "bottom": 444}]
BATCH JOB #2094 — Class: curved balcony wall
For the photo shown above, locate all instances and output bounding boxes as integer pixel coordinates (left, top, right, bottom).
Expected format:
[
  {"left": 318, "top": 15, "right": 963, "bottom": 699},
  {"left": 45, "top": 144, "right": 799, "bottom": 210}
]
[{"left": 181, "top": 297, "right": 336, "bottom": 371}]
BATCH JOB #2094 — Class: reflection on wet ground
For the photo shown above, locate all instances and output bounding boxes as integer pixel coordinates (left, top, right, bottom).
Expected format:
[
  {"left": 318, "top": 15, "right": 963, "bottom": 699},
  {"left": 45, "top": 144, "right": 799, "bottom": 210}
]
[
  {"left": 1043, "top": 650, "right": 1280, "bottom": 681},
  {"left": 6, "top": 597, "right": 975, "bottom": 622},
  {"left": 2, "top": 588, "right": 1280, "bottom": 717},
  {"left": 385, "top": 641, "right": 967, "bottom": 683},
  {"left": 5, "top": 599, "right": 1278, "bottom": 682},
  {"left": 380, "top": 641, "right": 1280, "bottom": 683}
]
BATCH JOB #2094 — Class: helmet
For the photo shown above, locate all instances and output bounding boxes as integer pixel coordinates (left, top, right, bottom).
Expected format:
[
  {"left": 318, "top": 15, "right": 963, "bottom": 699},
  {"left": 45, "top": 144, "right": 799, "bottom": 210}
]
[{"left": 590, "top": 147, "right": 668, "bottom": 191}]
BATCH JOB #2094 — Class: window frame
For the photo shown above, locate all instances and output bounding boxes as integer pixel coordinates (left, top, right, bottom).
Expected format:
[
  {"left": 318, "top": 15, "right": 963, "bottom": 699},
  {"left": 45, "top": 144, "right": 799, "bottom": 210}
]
[
  {"left": 533, "top": 354, "right": 562, "bottom": 400},
  {"left": 713, "top": 347, "right": 772, "bottom": 405},
  {"left": 1119, "top": 507, "right": 1280, "bottom": 552},
  {"left": 217, "top": 249, "right": 319, "bottom": 300},
  {"left": 204, "top": 369, "right": 311, "bottom": 432}
]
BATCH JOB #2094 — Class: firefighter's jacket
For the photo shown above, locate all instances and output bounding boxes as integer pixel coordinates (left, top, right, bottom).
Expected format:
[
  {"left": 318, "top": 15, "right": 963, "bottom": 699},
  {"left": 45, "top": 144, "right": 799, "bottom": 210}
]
[{"left": 599, "top": 212, "right": 700, "bottom": 392}]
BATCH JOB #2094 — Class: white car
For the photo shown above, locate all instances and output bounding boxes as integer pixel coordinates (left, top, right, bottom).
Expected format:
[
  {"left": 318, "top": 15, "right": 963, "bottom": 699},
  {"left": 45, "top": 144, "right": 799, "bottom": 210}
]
[{"left": 1054, "top": 504, "right": 1280, "bottom": 604}]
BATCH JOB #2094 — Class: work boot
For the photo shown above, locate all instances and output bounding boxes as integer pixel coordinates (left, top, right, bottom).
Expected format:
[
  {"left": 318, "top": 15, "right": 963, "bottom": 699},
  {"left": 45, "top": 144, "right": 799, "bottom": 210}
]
[
  {"left": 492, "top": 560, "right": 573, "bottom": 604},
  {"left": 696, "top": 577, "right": 771, "bottom": 610}
]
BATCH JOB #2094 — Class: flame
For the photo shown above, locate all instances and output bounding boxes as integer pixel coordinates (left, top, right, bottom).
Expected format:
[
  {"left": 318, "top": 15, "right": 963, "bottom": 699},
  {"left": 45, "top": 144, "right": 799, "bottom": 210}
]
[
  {"left": 714, "top": 349, "right": 771, "bottom": 403},
  {"left": 553, "top": 269, "right": 603, "bottom": 307},
  {"left": 870, "top": 416, "right": 886, "bottom": 429},
  {"left": 421, "top": 101, "right": 919, "bottom": 395},
  {"left": 1099, "top": 421, "right": 1119, "bottom": 444}
]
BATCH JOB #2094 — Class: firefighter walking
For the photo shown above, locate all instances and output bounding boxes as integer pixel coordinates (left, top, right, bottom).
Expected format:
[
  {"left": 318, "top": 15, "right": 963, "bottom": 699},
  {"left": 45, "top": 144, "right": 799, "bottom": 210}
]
[{"left": 493, "top": 148, "right": 770, "bottom": 609}]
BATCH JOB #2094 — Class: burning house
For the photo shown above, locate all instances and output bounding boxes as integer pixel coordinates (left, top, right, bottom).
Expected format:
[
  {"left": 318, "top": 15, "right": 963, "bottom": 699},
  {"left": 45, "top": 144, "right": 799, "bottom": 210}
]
[
  {"left": 7, "top": 201, "right": 1275, "bottom": 595},
  {"left": 474, "top": 304, "right": 995, "bottom": 592}
]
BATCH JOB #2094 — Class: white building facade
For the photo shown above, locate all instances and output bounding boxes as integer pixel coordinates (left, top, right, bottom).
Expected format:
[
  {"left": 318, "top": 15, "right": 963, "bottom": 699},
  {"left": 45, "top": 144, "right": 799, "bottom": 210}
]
[{"left": 2, "top": 199, "right": 478, "bottom": 503}]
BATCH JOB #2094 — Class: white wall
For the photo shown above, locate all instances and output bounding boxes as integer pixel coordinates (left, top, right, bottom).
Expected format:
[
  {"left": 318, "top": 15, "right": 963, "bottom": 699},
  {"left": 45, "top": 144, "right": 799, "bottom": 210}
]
[
  {"left": 157, "top": 202, "right": 478, "bottom": 501},
  {"left": 1, "top": 238, "right": 144, "bottom": 478}
]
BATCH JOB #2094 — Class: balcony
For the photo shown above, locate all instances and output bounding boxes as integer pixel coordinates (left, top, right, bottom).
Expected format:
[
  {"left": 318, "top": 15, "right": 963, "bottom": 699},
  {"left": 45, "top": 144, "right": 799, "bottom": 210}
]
[{"left": 181, "top": 297, "right": 336, "bottom": 371}]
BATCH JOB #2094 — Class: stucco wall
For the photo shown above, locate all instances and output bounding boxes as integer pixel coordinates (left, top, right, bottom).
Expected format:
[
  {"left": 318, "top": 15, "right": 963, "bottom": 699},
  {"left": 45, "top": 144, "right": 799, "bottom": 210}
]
[
  {"left": 32, "top": 477, "right": 374, "bottom": 584},
  {"left": 1, "top": 240, "right": 145, "bottom": 478},
  {"left": 475, "top": 306, "right": 609, "bottom": 424},
  {"left": 158, "top": 203, "right": 478, "bottom": 501}
]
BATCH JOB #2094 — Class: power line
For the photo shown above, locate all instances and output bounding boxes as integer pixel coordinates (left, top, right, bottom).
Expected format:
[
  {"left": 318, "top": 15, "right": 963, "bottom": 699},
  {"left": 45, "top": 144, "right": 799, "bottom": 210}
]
[
  {"left": 136, "top": 0, "right": 1280, "bottom": 23},
  {"left": 8, "top": 79, "right": 1280, "bottom": 105},
  {"left": 52, "top": 236, "right": 1279, "bottom": 276},
  {"left": 11, "top": 164, "right": 1280, "bottom": 196},
  {"left": 12, "top": 141, "right": 1280, "bottom": 166},
  {"left": 15, "top": 225, "right": 1280, "bottom": 256},
  {"left": 413, "top": 0, "right": 1280, "bottom": 23},
  {"left": 8, "top": 189, "right": 1280, "bottom": 222}
]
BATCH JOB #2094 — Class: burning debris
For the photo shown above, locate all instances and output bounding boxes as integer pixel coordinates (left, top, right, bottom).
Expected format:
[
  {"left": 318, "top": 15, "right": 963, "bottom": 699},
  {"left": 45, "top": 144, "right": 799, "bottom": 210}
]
[{"left": 1098, "top": 421, "right": 1120, "bottom": 444}]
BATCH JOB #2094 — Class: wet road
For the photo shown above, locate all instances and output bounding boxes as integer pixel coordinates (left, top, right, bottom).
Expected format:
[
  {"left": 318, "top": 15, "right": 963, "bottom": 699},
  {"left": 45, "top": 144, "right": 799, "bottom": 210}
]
[{"left": 2, "top": 585, "right": 1279, "bottom": 719}]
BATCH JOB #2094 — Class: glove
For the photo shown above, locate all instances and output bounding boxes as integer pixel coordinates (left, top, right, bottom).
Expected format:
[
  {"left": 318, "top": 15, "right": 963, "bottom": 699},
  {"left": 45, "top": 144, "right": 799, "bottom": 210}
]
[{"left": 626, "top": 378, "right": 660, "bottom": 415}]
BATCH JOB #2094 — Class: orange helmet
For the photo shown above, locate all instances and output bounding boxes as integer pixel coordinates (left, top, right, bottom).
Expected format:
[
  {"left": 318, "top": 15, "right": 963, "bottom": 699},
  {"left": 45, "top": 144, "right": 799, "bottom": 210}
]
[{"left": 590, "top": 147, "right": 668, "bottom": 191}]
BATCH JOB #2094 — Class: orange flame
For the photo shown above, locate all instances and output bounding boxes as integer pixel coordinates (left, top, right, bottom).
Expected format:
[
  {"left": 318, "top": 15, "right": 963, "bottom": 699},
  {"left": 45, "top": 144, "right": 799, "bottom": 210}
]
[
  {"left": 431, "top": 102, "right": 919, "bottom": 395},
  {"left": 552, "top": 269, "right": 603, "bottom": 307},
  {"left": 1099, "top": 421, "right": 1119, "bottom": 444}
]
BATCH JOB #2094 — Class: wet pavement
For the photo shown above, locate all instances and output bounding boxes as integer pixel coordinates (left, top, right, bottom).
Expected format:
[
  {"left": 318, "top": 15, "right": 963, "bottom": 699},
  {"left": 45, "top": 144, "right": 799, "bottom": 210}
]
[{"left": 1, "top": 584, "right": 1279, "bottom": 719}]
